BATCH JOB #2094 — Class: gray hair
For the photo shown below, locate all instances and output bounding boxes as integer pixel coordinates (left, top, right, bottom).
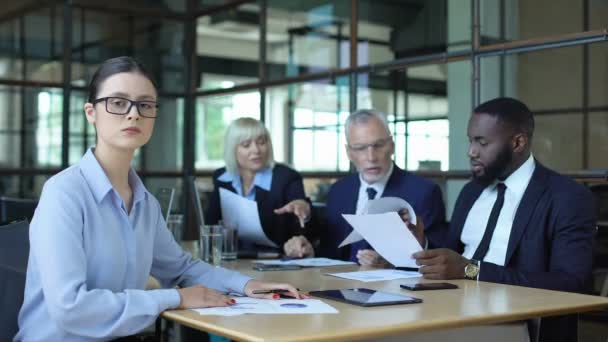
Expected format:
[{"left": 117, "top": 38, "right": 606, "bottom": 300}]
[
  {"left": 344, "top": 109, "right": 391, "bottom": 141},
  {"left": 223, "top": 117, "right": 275, "bottom": 176}
]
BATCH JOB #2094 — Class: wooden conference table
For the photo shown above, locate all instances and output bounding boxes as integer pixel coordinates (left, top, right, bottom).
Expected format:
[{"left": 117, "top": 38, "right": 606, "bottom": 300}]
[{"left": 160, "top": 258, "right": 608, "bottom": 342}]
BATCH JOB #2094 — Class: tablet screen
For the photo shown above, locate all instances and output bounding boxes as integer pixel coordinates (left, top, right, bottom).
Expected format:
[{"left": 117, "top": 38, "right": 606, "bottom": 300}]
[{"left": 309, "top": 288, "right": 422, "bottom": 307}]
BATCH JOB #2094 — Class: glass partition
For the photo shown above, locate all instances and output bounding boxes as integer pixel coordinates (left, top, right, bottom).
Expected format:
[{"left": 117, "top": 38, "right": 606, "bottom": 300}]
[
  {"left": 197, "top": 2, "right": 260, "bottom": 90},
  {"left": 266, "top": 0, "right": 351, "bottom": 80},
  {"left": 195, "top": 91, "right": 261, "bottom": 170}
]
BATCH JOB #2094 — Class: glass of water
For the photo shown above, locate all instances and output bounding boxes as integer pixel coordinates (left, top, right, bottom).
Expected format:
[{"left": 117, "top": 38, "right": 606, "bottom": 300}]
[
  {"left": 221, "top": 222, "right": 238, "bottom": 261},
  {"left": 201, "top": 225, "right": 223, "bottom": 266}
]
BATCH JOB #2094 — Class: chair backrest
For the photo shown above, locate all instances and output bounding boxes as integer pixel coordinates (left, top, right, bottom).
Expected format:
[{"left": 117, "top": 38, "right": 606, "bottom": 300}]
[
  {"left": 0, "top": 197, "right": 38, "bottom": 223},
  {"left": 590, "top": 184, "right": 608, "bottom": 221},
  {"left": 189, "top": 176, "right": 206, "bottom": 230},
  {"left": 0, "top": 219, "right": 30, "bottom": 341}
]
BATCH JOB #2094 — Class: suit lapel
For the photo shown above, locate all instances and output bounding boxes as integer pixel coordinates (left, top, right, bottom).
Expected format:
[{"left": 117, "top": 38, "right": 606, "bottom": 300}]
[
  {"left": 381, "top": 165, "right": 403, "bottom": 198},
  {"left": 504, "top": 164, "right": 548, "bottom": 263},
  {"left": 219, "top": 181, "right": 237, "bottom": 194},
  {"left": 344, "top": 174, "right": 360, "bottom": 215}
]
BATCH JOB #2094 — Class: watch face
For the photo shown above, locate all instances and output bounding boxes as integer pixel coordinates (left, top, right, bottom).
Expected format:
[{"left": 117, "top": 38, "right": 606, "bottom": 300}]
[{"left": 465, "top": 263, "right": 479, "bottom": 279}]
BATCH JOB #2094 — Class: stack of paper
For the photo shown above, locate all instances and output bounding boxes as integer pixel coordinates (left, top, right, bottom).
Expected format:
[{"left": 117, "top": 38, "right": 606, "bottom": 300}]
[
  {"left": 254, "top": 258, "right": 356, "bottom": 267},
  {"left": 327, "top": 269, "right": 420, "bottom": 282},
  {"left": 193, "top": 298, "right": 338, "bottom": 316}
]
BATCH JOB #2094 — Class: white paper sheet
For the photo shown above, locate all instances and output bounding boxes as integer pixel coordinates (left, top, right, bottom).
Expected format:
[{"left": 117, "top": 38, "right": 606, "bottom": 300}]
[
  {"left": 339, "top": 197, "right": 417, "bottom": 248},
  {"left": 342, "top": 212, "right": 423, "bottom": 268},
  {"left": 193, "top": 298, "right": 338, "bottom": 316},
  {"left": 219, "top": 188, "right": 278, "bottom": 247},
  {"left": 366, "top": 197, "right": 416, "bottom": 224},
  {"left": 326, "top": 269, "right": 421, "bottom": 282},
  {"left": 338, "top": 230, "right": 364, "bottom": 248},
  {"left": 254, "top": 258, "right": 356, "bottom": 267}
]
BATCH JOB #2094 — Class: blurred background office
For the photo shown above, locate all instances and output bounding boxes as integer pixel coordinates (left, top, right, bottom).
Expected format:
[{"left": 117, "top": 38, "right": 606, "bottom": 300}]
[
  {"left": 1, "top": 0, "right": 607, "bottom": 209},
  {"left": 0, "top": 0, "right": 607, "bottom": 340}
]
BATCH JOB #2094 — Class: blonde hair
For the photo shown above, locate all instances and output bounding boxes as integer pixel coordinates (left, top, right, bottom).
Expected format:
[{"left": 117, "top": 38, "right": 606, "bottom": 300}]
[{"left": 223, "top": 117, "right": 275, "bottom": 175}]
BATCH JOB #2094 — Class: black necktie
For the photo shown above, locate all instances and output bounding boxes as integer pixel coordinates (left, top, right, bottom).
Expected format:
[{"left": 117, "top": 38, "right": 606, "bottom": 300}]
[
  {"left": 472, "top": 183, "right": 507, "bottom": 261},
  {"left": 366, "top": 187, "right": 377, "bottom": 200}
]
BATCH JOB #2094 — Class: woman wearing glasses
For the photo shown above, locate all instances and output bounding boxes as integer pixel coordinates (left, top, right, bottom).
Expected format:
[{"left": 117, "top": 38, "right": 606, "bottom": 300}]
[
  {"left": 206, "top": 117, "right": 314, "bottom": 257},
  {"left": 15, "top": 57, "right": 302, "bottom": 341}
]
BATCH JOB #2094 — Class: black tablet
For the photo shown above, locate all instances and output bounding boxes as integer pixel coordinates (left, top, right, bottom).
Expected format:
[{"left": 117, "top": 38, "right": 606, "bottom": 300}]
[{"left": 309, "top": 288, "right": 422, "bottom": 307}]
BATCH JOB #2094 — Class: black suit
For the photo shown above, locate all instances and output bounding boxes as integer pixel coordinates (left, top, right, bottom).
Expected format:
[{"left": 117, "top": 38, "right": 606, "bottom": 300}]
[
  {"left": 207, "top": 164, "right": 308, "bottom": 248},
  {"left": 443, "top": 161, "right": 595, "bottom": 342}
]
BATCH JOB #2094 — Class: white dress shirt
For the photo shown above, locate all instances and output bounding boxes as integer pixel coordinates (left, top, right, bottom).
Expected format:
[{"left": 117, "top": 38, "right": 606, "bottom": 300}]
[
  {"left": 461, "top": 154, "right": 536, "bottom": 266},
  {"left": 356, "top": 163, "right": 394, "bottom": 214}
]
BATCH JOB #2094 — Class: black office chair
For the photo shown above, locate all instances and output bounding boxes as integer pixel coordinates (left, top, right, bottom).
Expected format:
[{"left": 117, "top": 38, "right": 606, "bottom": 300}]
[
  {"left": 0, "top": 219, "right": 30, "bottom": 341},
  {"left": 0, "top": 196, "right": 38, "bottom": 223},
  {"left": 588, "top": 184, "right": 608, "bottom": 296}
]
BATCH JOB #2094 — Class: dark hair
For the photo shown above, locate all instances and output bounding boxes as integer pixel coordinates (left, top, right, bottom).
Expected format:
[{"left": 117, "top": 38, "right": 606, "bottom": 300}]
[
  {"left": 87, "top": 56, "right": 158, "bottom": 103},
  {"left": 473, "top": 97, "right": 534, "bottom": 138}
]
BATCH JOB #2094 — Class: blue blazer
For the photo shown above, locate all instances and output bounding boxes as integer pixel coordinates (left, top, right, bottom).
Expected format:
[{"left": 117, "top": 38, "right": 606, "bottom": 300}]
[
  {"left": 320, "top": 165, "right": 447, "bottom": 261},
  {"left": 443, "top": 162, "right": 595, "bottom": 342},
  {"left": 207, "top": 164, "right": 308, "bottom": 248}
]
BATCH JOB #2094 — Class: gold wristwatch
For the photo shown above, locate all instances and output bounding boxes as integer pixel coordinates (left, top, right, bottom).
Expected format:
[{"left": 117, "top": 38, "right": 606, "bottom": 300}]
[{"left": 464, "top": 259, "right": 480, "bottom": 280}]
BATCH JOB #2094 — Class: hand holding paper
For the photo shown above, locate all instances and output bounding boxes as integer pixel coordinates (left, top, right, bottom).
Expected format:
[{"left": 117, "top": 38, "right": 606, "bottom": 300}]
[
  {"left": 365, "top": 197, "right": 417, "bottom": 224},
  {"left": 339, "top": 197, "right": 417, "bottom": 248},
  {"left": 342, "top": 212, "right": 423, "bottom": 268},
  {"left": 356, "top": 249, "right": 389, "bottom": 267}
]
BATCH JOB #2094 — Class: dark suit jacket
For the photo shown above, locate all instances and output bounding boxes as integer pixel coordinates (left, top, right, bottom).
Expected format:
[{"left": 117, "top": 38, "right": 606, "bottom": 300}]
[
  {"left": 206, "top": 164, "right": 308, "bottom": 248},
  {"left": 320, "top": 164, "right": 447, "bottom": 261},
  {"left": 443, "top": 162, "right": 595, "bottom": 342}
]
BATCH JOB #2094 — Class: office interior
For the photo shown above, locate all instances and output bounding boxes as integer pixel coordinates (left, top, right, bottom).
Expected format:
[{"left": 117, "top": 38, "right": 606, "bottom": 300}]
[{"left": 0, "top": 0, "right": 607, "bottom": 340}]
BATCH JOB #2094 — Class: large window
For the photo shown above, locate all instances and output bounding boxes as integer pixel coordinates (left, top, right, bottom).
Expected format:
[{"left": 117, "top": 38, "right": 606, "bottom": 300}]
[
  {"left": 265, "top": 79, "right": 349, "bottom": 171},
  {"left": 195, "top": 91, "right": 261, "bottom": 169},
  {"left": 0, "top": 0, "right": 606, "bottom": 200},
  {"left": 406, "top": 119, "right": 449, "bottom": 171},
  {"left": 35, "top": 90, "right": 62, "bottom": 166}
]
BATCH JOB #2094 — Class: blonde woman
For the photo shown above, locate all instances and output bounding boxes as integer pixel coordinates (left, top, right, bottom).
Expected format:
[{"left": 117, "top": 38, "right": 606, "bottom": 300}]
[{"left": 207, "top": 118, "right": 313, "bottom": 256}]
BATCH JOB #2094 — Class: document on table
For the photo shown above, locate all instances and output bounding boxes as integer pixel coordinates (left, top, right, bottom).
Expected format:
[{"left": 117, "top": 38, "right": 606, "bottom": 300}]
[
  {"left": 326, "top": 269, "right": 421, "bottom": 282},
  {"left": 342, "top": 212, "right": 423, "bottom": 268},
  {"left": 193, "top": 298, "right": 338, "bottom": 316},
  {"left": 254, "top": 258, "right": 356, "bottom": 267},
  {"left": 338, "top": 197, "right": 416, "bottom": 248},
  {"left": 219, "top": 188, "right": 277, "bottom": 247}
]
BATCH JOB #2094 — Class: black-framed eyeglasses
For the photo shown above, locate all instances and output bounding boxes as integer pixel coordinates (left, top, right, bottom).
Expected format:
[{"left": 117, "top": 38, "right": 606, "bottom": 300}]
[
  {"left": 347, "top": 136, "right": 393, "bottom": 153},
  {"left": 93, "top": 97, "right": 159, "bottom": 118}
]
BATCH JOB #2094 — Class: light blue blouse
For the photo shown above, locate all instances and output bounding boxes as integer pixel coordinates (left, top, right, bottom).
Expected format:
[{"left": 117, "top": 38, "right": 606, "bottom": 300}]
[
  {"left": 15, "top": 149, "right": 251, "bottom": 341},
  {"left": 217, "top": 167, "right": 273, "bottom": 200}
]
